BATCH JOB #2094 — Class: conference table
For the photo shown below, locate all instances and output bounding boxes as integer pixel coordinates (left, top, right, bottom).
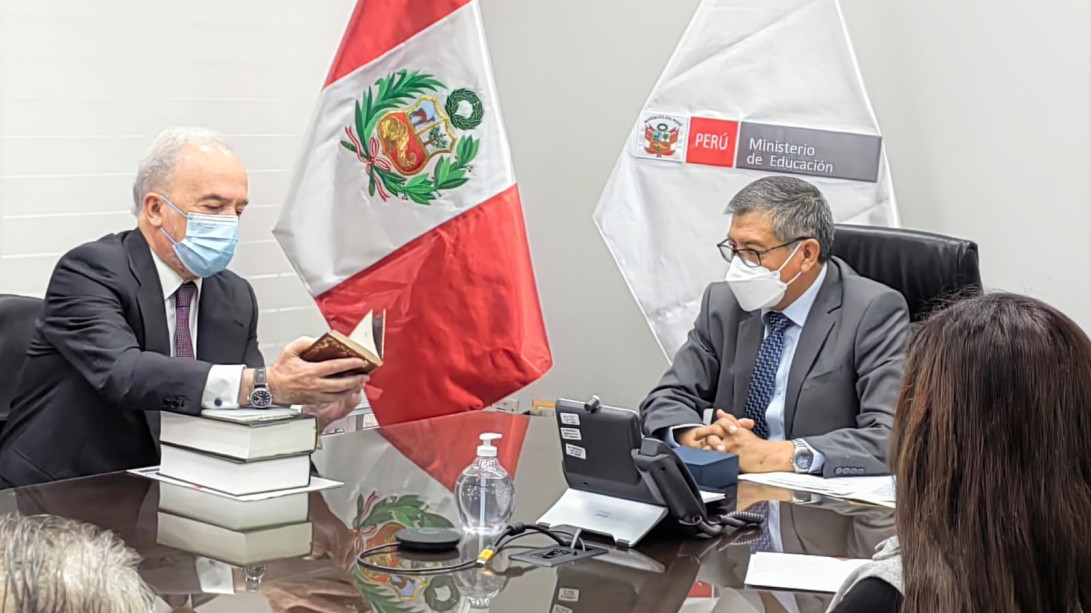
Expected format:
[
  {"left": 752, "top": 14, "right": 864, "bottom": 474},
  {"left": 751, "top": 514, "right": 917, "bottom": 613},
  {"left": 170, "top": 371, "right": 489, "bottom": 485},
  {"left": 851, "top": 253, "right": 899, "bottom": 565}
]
[{"left": 0, "top": 411, "right": 894, "bottom": 612}]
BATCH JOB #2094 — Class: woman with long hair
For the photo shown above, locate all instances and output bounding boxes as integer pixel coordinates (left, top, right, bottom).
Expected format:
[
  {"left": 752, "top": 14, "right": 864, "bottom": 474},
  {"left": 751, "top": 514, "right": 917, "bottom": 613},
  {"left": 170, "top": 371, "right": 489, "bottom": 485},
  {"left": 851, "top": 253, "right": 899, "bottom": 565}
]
[{"left": 830, "top": 293, "right": 1091, "bottom": 612}]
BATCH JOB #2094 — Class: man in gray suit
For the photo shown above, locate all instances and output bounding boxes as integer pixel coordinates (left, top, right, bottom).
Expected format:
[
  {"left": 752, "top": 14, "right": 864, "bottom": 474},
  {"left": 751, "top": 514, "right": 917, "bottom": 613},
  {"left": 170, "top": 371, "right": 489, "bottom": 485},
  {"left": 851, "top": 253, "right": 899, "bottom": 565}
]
[{"left": 640, "top": 176, "right": 908, "bottom": 476}]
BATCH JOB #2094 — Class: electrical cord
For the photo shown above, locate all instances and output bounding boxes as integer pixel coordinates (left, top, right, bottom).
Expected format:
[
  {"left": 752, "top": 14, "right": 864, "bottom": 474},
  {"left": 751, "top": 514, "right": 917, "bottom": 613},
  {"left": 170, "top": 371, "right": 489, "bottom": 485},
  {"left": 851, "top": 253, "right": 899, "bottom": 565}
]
[
  {"left": 355, "top": 523, "right": 583, "bottom": 576},
  {"left": 676, "top": 509, "right": 765, "bottom": 537},
  {"left": 355, "top": 543, "right": 480, "bottom": 576}
]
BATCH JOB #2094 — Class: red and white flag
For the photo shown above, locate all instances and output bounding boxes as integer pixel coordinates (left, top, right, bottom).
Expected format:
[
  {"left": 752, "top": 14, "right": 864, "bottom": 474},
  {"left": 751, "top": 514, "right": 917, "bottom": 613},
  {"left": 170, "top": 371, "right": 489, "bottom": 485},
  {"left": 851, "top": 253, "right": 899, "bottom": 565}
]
[{"left": 275, "top": 0, "right": 552, "bottom": 424}]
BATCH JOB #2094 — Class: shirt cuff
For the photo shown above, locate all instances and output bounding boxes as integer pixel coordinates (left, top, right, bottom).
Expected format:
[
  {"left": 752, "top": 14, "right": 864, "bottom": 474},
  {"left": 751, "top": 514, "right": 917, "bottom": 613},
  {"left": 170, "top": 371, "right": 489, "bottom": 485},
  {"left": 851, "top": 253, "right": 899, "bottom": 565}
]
[
  {"left": 662, "top": 424, "right": 703, "bottom": 447},
  {"left": 201, "top": 365, "right": 245, "bottom": 410}
]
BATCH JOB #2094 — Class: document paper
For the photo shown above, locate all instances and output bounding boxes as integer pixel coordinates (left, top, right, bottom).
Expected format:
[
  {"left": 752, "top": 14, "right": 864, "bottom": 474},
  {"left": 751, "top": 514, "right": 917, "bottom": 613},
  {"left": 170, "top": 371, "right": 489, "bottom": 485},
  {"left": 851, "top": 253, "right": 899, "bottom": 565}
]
[{"left": 746, "top": 552, "right": 869, "bottom": 593}]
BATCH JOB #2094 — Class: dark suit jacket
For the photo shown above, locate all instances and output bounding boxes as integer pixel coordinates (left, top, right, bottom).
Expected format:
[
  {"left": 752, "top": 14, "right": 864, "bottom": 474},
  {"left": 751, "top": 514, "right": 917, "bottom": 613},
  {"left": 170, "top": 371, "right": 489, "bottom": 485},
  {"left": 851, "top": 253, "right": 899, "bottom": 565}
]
[
  {"left": 640, "top": 258, "right": 908, "bottom": 476},
  {"left": 0, "top": 230, "right": 263, "bottom": 486}
]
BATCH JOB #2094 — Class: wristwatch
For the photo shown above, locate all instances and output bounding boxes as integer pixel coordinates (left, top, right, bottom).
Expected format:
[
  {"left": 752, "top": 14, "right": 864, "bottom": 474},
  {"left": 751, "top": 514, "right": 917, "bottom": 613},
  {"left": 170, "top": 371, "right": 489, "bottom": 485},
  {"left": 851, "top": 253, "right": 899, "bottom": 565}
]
[
  {"left": 249, "top": 368, "right": 273, "bottom": 408},
  {"left": 791, "top": 439, "right": 815, "bottom": 474}
]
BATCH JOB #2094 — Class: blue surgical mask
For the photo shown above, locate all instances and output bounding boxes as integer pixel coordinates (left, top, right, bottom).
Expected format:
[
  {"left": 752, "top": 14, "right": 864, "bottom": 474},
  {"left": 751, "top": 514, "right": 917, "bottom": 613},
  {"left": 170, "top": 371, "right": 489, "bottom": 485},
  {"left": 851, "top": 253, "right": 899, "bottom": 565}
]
[{"left": 158, "top": 195, "right": 239, "bottom": 278}]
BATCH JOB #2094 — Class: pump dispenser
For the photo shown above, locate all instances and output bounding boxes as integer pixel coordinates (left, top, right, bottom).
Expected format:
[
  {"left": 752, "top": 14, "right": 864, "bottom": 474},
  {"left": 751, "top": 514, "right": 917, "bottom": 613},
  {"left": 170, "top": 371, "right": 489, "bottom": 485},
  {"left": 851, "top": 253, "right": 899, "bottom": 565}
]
[{"left": 455, "top": 433, "right": 515, "bottom": 537}]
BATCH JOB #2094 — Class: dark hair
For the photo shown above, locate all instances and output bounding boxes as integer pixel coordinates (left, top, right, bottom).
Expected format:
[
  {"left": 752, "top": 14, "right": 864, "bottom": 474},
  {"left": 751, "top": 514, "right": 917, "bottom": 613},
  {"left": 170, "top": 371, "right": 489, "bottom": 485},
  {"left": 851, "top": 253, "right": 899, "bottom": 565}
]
[
  {"left": 726, "top": 176, "right": 834, "bottom": 262},
  {"left": 892, "top": 293, "right": 1091, "bottom": 613}
]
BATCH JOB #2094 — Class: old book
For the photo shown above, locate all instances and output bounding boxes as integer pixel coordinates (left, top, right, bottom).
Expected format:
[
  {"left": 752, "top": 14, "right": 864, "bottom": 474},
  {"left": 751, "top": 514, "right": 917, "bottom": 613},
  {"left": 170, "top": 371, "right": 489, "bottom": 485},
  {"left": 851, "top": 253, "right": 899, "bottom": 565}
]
[
  {"left": 299, "top": 310, "right": 385, "bottom": 375},
  {"left": 157, "top": 512, "right": 313, "bottom": 566},
  {"left": 160, "top": 409, "right": 317, "bottom": 461},
  {"left": 158, "top": 444, "right": 312, "bottom": 496},
  {"left": 158, "top": 481, "right": 309, "bottom": 532}
]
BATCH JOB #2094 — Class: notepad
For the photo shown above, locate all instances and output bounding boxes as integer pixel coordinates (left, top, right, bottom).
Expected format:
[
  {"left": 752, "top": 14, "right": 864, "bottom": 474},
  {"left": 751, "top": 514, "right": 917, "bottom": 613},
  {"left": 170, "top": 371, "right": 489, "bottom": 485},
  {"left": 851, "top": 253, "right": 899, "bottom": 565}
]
[
  {"left": 745, "top": 552, "right": 869, "bottom": 593},
  {"left": 739, "top": 472, "right": 895, "bottom": 507}
]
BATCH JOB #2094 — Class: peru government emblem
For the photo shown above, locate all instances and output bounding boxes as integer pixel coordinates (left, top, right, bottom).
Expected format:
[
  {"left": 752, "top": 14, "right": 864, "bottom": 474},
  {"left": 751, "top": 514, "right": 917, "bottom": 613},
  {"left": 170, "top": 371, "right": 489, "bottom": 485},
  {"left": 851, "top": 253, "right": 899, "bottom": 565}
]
[{"left": 341, "top": 70, "right": 484, "bottom": 205}]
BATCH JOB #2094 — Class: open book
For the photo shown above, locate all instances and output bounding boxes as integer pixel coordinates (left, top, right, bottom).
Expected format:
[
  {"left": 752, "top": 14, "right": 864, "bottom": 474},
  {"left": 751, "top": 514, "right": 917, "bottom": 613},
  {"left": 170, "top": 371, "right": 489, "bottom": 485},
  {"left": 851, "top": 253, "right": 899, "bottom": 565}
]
[{"left": 299, "top": 310, "right": 385, "bottom": 375}]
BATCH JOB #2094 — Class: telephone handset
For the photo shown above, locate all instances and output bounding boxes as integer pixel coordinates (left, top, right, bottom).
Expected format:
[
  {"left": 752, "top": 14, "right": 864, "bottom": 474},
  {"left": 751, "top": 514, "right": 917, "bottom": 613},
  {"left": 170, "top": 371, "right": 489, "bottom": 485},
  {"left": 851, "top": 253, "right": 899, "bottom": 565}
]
[{"left": 631, "top": 438, "right": 764, "bottom": 537}]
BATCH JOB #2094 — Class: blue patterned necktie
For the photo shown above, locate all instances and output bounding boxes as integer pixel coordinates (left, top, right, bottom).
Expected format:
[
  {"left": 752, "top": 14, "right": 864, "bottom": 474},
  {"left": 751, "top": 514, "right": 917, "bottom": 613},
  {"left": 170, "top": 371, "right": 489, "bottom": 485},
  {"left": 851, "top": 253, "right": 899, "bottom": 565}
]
[
  {"left": 748, "top": 501, "right": 776, "bottom": 552},
  {"left": 742, "top": 311, "right": 792, "bottom": 439}
]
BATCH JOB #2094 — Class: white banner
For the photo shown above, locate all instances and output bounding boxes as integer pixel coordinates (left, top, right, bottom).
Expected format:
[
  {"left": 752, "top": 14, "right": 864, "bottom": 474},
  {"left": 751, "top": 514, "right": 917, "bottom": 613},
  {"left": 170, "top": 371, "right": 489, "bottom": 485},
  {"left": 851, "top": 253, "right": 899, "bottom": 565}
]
[{"left": 594, "top": 0, "right": 899, "bottom": 358}]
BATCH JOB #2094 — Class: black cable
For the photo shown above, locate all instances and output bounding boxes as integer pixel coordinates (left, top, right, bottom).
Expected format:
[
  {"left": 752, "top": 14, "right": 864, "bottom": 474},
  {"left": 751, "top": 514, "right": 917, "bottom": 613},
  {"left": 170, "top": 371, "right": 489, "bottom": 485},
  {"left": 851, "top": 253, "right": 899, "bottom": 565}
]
[
  {"left": 355, "top": 523, "right": 584, "bottom": 576},
  {"left": 493, "top": 529, "right": 584, "bottom": 554},
  {"left": 356, "top": 543, "right": 478, "bottom": 576},
  {"left": 493, "top": 523, "right": 585, "bottom": 552}
]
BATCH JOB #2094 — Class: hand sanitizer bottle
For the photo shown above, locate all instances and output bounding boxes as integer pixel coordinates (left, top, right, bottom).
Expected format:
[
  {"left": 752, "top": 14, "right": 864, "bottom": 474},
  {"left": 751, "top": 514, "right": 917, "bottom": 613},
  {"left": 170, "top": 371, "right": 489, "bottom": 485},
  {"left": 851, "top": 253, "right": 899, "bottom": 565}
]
[{"left": 455, "top": 433, "right": 514, "bottom": 537}]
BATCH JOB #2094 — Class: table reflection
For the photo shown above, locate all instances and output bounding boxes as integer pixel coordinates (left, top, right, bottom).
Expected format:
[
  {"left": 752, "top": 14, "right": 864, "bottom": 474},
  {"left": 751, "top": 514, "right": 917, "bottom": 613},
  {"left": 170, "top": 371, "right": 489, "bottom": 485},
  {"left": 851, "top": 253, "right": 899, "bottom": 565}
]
[{"left": 4, "top": 412, "right": 894, "bottom": 612}]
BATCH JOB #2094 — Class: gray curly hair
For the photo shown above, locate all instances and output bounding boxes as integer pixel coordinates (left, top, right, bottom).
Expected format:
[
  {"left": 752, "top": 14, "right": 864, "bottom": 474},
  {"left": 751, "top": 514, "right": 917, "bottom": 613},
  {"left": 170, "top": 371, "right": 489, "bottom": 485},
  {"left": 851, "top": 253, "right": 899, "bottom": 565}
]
[{"left": 0, "top": 514, "right": 155, "bottom": 612}]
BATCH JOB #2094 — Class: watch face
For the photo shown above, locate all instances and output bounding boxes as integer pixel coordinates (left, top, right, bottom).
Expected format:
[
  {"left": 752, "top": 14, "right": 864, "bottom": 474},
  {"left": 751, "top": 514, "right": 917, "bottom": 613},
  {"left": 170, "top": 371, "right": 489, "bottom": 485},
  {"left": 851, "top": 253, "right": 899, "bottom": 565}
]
[
  {"left": 794, "top": 450, "right": 814, "bottom": 471},
  {"left": 251, "top": 388, "right": 273, "bottom": 408}
]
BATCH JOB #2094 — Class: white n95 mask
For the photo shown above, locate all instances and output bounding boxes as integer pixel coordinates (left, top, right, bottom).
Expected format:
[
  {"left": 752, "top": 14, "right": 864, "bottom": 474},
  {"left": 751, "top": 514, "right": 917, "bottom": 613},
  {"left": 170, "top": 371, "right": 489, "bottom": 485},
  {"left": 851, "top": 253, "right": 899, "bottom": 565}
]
[{"left": 725, "top": 242, "right": 803, "bottom": 312}]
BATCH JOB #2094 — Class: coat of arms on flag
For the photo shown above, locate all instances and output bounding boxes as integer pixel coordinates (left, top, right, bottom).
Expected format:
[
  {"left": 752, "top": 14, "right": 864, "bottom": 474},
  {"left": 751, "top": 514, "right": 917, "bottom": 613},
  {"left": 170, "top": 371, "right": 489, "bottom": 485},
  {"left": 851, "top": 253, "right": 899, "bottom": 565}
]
[
  {"left": 636, "top": 112, "right": 687, "bottom": 161},
  {"left": 274, "top": 0, "right": 552, "bottom": 426},
  {"left": 340, "top": 70, "right": 484, "bottom": 205}
]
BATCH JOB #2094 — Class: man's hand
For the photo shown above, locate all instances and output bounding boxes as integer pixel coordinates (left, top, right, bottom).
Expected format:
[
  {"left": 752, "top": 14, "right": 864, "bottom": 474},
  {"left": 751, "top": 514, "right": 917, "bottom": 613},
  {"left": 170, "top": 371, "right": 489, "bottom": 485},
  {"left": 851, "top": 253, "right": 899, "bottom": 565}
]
[
  {"left": 692, "top": 410, "right": 794, "bottom": 473},
  {"left": 260, "top": 571, "right": 365, "bottom": 613},
  {"left": 737, "top": 482, "right": 794, "bottom": 512},
  {"left": 262, "top": 337, "right": 368, "bottom": 406},
  {"left": 675, "top": 410, "right": 756, "bottom": 448},
  {"left": 302, "top": 387, "right": 364, "bottom": 433}
]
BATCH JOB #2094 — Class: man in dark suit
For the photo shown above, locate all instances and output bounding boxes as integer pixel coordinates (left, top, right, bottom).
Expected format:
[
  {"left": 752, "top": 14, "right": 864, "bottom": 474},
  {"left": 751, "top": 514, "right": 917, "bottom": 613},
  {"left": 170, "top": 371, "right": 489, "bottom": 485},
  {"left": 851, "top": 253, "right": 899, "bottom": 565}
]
[
  {"left": 0, "top": 127, "right": 369, "bottom": 487},
  {"left": 640, "top": 176, "right": 908, "bottom": 476}
]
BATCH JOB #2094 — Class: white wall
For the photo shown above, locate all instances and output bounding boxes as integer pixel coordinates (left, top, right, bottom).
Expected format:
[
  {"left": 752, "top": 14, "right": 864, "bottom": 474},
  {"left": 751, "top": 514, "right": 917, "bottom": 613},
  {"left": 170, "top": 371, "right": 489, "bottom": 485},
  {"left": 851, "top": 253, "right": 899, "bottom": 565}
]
[
  {"left": 0, "top": 0, "right": 358, "bottom": 362},
  {"left": 2, "top": 1, "right": 1089, "bottom": 410}
]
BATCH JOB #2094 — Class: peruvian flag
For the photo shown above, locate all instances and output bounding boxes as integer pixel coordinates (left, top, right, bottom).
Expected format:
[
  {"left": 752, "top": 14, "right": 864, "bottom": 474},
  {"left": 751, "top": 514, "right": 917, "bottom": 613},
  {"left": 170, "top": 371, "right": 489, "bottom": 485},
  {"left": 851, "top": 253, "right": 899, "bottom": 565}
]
[{"left": 275, "top": 0, "right": 552, "bottom": 424}]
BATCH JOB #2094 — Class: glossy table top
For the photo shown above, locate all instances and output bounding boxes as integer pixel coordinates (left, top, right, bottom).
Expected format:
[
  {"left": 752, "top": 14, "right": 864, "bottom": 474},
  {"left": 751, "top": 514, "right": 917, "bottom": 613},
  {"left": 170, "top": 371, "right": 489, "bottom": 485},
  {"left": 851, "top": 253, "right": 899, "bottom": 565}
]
[{"left": 0, "top": 411, "right": 894, "bottom": 612}]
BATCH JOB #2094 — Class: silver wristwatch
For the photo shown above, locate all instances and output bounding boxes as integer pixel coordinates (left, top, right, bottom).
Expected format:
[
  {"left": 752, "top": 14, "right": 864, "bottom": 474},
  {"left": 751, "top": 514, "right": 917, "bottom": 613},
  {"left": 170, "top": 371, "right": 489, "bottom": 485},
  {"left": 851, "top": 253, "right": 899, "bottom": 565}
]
[
  {"left": 791, "top": 439, "right": 815, "bottom": 474},
  {"left": 249, "top": 368, "right": 273, "bottom": 408}
]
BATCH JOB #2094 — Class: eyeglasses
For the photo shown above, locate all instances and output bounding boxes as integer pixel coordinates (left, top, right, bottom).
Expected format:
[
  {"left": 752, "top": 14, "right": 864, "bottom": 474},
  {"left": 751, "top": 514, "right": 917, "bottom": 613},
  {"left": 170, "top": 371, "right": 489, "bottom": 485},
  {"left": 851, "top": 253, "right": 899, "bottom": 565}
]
[{"left": 717, "top": 237, "right": 811, "bottom": 268}]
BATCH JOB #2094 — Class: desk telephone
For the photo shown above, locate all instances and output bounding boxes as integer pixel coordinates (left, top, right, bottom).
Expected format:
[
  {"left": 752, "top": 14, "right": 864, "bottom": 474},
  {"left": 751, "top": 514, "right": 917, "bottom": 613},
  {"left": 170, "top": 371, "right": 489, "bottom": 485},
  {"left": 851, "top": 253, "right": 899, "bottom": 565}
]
[{"left": 554, "top": 397, "right": 762, "bottom": 538}]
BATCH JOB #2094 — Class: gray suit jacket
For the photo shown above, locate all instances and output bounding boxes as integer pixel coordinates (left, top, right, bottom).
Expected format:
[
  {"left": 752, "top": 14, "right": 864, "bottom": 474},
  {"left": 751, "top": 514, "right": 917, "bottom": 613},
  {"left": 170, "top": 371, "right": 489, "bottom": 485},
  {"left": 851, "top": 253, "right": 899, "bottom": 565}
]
[{"left": 639, "top": 257, "right": 908, "bottom": 476}]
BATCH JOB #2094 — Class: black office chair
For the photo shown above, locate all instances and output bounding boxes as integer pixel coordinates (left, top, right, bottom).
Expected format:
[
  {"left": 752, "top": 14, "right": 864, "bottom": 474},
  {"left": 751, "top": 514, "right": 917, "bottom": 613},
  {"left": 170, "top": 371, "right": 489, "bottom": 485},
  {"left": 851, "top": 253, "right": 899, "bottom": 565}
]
[
  {"left": 0, "top": 294, "right": 43, "bottom": 428},
  {"left": 831, "top": 224, "right": 982, "bottom": 322}
]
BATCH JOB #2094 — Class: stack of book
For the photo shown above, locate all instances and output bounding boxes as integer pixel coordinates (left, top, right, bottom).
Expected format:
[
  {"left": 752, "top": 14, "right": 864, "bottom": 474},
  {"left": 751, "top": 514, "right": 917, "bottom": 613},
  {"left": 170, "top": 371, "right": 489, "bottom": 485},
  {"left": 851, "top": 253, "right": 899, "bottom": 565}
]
[{"left": 155, "top": 408, "right": 319, "bottom": 565}]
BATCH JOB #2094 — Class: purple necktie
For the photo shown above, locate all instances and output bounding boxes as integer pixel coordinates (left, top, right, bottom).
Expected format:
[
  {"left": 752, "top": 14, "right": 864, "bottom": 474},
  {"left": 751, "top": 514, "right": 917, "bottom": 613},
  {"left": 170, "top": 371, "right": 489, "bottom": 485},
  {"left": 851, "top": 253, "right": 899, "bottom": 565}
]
[{"left": 174, "top": 282, "right": 197, "bottom": 359}]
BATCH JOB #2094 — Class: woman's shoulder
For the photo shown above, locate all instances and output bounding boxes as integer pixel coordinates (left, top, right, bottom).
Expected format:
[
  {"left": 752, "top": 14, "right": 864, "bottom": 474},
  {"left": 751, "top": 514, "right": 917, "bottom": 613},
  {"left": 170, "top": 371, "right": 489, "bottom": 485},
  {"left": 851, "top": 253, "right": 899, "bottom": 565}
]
[{"left": 830, "top": 577, "right": 903, "bottom": 613}]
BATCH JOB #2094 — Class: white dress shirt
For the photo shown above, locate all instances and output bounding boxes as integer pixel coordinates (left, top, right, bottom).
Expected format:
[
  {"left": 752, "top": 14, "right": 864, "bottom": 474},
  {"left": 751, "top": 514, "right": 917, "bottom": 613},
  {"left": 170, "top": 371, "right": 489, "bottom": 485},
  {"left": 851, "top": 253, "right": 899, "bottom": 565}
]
[
  {"left": 151, "top": 252, "right": 245, "bottom": 409},
  {"left": 669, "top": 264, "right": 828, "bottom": 473},
  {"left": 758, "top": 264, "right": 827, "bottom": 472}
]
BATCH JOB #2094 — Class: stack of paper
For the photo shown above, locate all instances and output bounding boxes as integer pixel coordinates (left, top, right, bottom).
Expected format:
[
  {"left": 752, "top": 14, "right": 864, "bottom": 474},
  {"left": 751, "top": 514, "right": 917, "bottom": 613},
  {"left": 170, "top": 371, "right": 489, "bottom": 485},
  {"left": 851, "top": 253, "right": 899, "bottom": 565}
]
[
  {"left": 745, "top": 552, "right": 869, "bottom": 593},
  {"left": 739, "top": 473, "right": 895, "bottom": 507}
]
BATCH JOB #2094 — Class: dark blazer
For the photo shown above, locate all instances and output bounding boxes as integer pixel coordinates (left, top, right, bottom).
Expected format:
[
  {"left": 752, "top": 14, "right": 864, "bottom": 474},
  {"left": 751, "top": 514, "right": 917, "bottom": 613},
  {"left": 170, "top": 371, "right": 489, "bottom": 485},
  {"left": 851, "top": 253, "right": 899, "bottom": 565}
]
[
  {"left": 0, "top": 230, "right": 263, "bottom": 486},
  {"left": 640, "top": 258, "right": 909, "bottom": 476}
]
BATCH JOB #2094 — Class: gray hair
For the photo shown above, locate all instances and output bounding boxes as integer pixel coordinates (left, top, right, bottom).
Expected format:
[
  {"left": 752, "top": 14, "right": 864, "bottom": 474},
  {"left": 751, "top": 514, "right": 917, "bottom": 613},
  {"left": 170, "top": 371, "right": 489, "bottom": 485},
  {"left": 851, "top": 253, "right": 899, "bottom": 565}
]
[
  {"left": 727, "top": 176, "right": 835, "bottom": 263},
  {"left": 131, "top": 127, "right": 234, "bottom": 215},
  {"left": 0, "top": 514, "right": 155, "bottom": 612}
]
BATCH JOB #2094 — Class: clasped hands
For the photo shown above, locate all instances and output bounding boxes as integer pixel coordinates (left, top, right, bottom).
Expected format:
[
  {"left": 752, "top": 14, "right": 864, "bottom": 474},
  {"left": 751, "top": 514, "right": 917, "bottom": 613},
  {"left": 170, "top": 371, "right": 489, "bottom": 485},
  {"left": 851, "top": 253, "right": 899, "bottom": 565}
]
[{"left": 676, "top": 409, "right": 794, "bottom": 473}]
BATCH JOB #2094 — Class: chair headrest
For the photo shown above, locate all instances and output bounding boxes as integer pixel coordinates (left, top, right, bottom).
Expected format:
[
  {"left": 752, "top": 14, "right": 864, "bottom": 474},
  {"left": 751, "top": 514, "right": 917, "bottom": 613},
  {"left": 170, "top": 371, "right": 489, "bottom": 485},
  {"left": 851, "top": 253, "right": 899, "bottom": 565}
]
[{"left": 831, "top": 225, "right": 982, "bottom": 321}]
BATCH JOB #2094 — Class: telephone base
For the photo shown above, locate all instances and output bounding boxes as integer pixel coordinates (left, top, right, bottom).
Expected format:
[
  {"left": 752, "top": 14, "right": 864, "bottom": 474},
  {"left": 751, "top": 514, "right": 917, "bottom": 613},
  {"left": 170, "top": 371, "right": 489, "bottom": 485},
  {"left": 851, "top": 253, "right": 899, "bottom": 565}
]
[{"left": 536, "top": 489, "right": 667, "bottom": 547}]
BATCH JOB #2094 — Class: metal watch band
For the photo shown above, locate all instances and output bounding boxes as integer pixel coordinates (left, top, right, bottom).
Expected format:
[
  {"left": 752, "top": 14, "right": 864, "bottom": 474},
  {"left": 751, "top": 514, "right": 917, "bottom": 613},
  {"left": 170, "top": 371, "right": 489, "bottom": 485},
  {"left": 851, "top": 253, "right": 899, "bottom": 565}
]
[{"left": 792, "top": 439, "right": 813, "bottom": 473}]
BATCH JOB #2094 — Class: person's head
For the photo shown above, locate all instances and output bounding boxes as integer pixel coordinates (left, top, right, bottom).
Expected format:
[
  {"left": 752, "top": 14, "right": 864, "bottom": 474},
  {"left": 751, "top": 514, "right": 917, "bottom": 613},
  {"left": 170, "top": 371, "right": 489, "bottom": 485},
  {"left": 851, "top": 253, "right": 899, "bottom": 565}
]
[
  {"left": 133, "top": 127, "right": 249, "bottom": 280},
  {"left": 723, "top": 176, "right": 834, "bottom": 311},
  {"left": 892, "top": 293, "right": 1091, "bottom": 613},
  {"left": 0, "top": 514, "right": 155, "bottom": 612}
]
